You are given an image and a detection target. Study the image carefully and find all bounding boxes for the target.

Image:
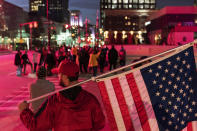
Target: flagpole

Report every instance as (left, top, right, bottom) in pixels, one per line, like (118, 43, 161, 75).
(26, 40, 197, 103)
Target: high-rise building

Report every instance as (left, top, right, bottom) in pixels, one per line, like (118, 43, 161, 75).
(0, 0, 6, 31)
(100, 0, 157, 44)
(29, 0, 69, 23)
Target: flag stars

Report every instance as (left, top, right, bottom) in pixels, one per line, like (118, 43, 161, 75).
(182, 81, 185, 85)
(179, 68, 183, 73)
(162, 96, 166, 101)
(185, 105, 189, 109)
(181, 120, 185, 125)
(183, 93, 186, 97)
(168, 81, 172, 85)
(155, 72, 160, 77)
(176, 77, 180, 81)
(185, 52, 189, 56)
(171, 73, 175, 77)
(195, 113, 197, 117)
(189, 77, 192, 81)
(153, 80, 157, 84)
(188, 97, 190, 101)
(158, 65, 162, 69)
(159, 84, 163, 89)
(192, 101, 196, 106)
(165, 69, 169, 73)
(171, 93, 175, 97)
(189, 108, 193, 112)
(156, 92, 160, 96)
(186, 85, 189, 89)
(159, 104, 163, 109)
(162, 77, 166, 81)
(165, 88, 169, 93)
(167, 61, 171, 65)
(165, 109, 169, 113)
(183, 112, 187, 117)
(168, 121, 172, 125)
(174, 84, 178, 89)
(148, 69, 152, 73)
(176, 97, 181, 102)
(185, 73, 187, 77)
(190, 89, 194, 94)
(174, 105, 178, 110)
(174, 65, 178, 69)
(179, 89, 184, 93)
(168, 101, 172, 105)
(176, 56, 181, 61)
(187, 64, 191, 69)
(170, 113, 175, 118)
(182, 60, 186, 64)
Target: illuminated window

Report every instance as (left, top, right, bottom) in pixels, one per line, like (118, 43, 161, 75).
(112, 4, 117, 9)
(129, 4, 132, 8)
(108, 0, 111, 2)
(150, 0, 155, 3)
(150, 5, 155, 8)
(105, 5, 108, 8)
(119, 5, 122, 8)
(144, 4, 149, 8)
(133, 4, 138, 8)
(112, 0, 117, 3)
(123, 5, 128, 8)
(145, 0, 150, 3)
(139, 5, 144, 8)
(123, 0, 128, 3)
(133, 0, 138, 3)
(139, 0, 144, 3)
(108, 4, 111, 8)
(119, 0, 122, 2)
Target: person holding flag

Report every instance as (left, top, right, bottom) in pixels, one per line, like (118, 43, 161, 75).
(18, 59, 105, 131)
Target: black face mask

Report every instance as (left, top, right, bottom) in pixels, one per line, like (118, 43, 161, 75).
(59, 80, 82, 101)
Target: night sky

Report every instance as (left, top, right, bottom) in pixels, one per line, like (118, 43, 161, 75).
(5, 0, 194, 24)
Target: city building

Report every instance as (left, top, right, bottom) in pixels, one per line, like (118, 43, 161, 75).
(29, 0, 69, 23)
(70, 10, 83, 27)
(100, 0, 157, 45)
(146, 6, 197, 45)
(0, 1, 28, 46)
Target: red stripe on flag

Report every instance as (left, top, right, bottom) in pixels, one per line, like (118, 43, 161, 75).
(97, 81, 118, 131)
(126, 73, 151, 131)
(187, 122, 193, 131)
(111, 78, 135, 131)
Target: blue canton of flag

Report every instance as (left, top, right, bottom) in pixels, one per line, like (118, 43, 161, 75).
(141, 46, 197, 131)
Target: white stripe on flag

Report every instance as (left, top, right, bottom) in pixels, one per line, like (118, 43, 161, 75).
(118, 75, 143, 131)
(104, 79, 127, 131)
(133, 70, 159, 131)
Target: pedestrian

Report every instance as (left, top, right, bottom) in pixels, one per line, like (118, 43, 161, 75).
(32, 48, 40, 73)
(108, 45, 118, 70)
(29, 66, 55, 113)
(71, 45, 77, 62)
(98, 48, 106, 73)
(21, 50, 33, 74)
(45, 49, 56, 76)
(89, 49, 100, 76)
(18, 60, 105, 131)
(119, 45, 126, 67)
(14, 49, 22, 76)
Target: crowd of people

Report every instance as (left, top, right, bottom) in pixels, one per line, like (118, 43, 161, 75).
(14, 45, 127, 77)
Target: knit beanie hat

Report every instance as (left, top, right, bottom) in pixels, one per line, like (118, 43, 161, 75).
(37, 66, 47, 79)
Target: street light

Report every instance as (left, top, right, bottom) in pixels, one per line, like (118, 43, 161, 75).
(20, 21, 38, 50)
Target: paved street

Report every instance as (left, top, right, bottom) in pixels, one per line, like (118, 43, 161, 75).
(0, 52, 111, 131)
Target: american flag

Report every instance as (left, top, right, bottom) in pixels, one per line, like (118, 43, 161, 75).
(97, 45, 197, 131)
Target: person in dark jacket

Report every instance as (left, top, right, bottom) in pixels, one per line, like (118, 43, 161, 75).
(18, 60, 105, 131)
(21, 50, 33, 74)
(108, 45, 118, 70)
(45, 50, 56, 76)
(14, 50, 22, 76)
(98, 48, 106, 73)
(119, 46, 126, 67)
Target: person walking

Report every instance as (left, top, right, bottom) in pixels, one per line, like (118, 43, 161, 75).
(98, 48, 106, 73)
(119, 45, 126, 67)
(89, 49, 100, 76)
(32, 48, 40, 73)
(18, 60, 105, 131)
(14, 49, 22, 76)
(108, 45, 118, 70)
(21, 50, 33, 74)
(29, 66, 55, 113)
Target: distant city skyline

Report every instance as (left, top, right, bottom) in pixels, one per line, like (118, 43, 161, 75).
(5, 0, 194, 24)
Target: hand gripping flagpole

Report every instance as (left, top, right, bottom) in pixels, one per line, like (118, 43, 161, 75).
(26, 40, 197, 103)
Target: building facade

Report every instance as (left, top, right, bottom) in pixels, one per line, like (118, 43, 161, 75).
(100, 0, 157, 45)
(146, 6, 197, 45)
(29, 0, 69, 23)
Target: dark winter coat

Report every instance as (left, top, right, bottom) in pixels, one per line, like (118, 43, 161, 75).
(108, 48, 118, 64)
